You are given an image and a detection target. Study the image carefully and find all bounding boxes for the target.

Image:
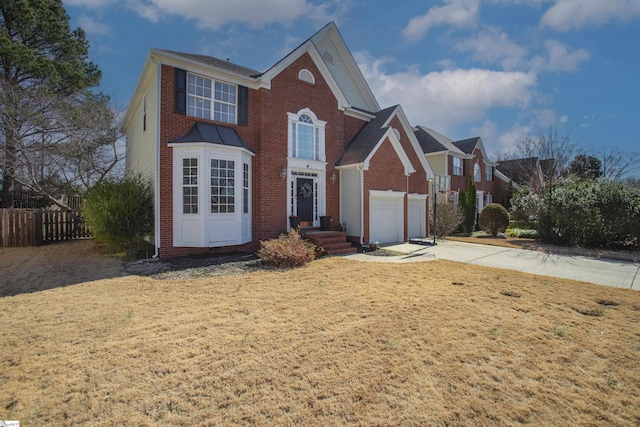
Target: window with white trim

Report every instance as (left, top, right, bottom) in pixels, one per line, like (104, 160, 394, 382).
(288, 110, 326, 161)
(298, 69, 315, 84)
(485, 193, 493, 205)
(243, 163, 249, 214)
(450, 191, 459, 205)
(452, 157, 463, 176)
(474, 163, 481, 182)
(210, 159, 235, 213)
(187, 73, 237, 124)
(485, 165, 493, 181)
(183, 158, 198, 214)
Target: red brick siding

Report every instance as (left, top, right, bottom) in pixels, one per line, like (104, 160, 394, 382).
(158, 64, 259, 257)
(363, 138, 408, 244)
(157, 53, 369, 257)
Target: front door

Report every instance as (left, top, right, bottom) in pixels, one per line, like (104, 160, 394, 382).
(296, 178, 314, 224)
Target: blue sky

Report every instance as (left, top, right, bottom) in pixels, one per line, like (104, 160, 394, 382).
(63, 0, 640, 157)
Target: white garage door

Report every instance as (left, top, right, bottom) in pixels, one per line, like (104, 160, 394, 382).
(369, 193, 404, 244)
(408, 195, 427, 238)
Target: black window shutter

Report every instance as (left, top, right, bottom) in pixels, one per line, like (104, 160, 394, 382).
(174, 68, 187, 115)
(238, 85, 248, 126)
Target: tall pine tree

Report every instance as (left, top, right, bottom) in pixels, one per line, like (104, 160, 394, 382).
(0, 0, 100, 207)
(460, 173, 477, 233)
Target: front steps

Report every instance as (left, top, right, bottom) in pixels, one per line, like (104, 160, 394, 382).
(301, 228, 357, 255)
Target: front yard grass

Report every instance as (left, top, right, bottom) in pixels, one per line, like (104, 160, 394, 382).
(1, 256, 639, 425)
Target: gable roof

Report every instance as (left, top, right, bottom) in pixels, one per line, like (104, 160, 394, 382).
(260, 21, 379, 114)
(153, 49, 261, 78)
(496, 157, 540, 186)
(337, 106, 396, 166)
(452, 137, 479, 155)
(336, 105, 434, 178)
(413, 126, 466, 156)
(168, 122, 254, 152)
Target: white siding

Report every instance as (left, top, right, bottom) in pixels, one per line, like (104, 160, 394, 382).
(126, 71, 158, 186)
(339, 168, 361, 237)
(408, 194, 427, 238)
(314, 37, 371, 112)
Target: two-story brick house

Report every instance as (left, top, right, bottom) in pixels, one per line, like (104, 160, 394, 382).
(413, 127, 498, 211)
(122, 22, 434, 258)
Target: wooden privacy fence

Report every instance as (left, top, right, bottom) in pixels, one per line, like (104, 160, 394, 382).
(0, 209, 92, 247)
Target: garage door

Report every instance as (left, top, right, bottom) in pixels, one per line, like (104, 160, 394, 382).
(369, 192, 404, 244)
(408, 195, 427, 238)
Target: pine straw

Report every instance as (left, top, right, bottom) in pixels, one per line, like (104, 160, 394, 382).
(1, 258, 639, 426)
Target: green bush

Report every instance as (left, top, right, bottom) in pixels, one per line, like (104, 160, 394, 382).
(537, 178, 640, 250)
(506, 228, 538, 239)
(82, 177, 153, 257)
(258, 229, 316, 267)
(479, 203, 510, 237)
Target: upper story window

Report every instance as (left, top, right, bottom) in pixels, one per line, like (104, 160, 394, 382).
(485, 165, 493, 181)
(187, 73, 237, 124)
(474, 163, 481, 182)
(298, 69, 315, 84)
(288, 109, 326, 162)
(452, 157, 463, 176)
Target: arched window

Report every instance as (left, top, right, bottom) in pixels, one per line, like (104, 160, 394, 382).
(298, 69, 315, 84)
(288, 110, 326, 161)
(474, 162, 481, 182)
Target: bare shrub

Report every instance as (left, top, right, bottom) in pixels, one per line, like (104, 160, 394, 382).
(258, 229, 316, 267)
(431, 202, 464, 237)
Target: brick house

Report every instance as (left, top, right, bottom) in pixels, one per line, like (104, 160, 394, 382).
(122, 22, 434, 258)
(414, 127, 498, 211)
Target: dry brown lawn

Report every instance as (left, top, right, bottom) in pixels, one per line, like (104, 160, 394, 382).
(1, 242, 639, 426)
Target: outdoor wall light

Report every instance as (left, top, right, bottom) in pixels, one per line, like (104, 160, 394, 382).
(329, 172, 337, 184)
(280, 168, 287, 180)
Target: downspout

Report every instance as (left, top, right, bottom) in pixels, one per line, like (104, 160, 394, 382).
(152, 59, 161, 258)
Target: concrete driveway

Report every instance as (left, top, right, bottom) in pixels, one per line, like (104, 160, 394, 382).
(359, 240, 640, 291)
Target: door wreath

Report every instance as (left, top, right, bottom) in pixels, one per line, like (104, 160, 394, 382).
(298, 182, 313, 199)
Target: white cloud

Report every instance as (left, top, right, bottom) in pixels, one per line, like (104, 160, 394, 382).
(277, 35, 304, 58)
(63, 0, 115, 7)
(128, 0, 317, 29)
(489, 0, 551, 5)
(454, 27, 528, 70)
(402, 0, 480, 42)
(541, 0, 640, 31)
(77, 14, 111, 36)
(354, 51, 537, 134)
(495, 122, 534, 155)
(530, 39, 590, 72)
(127, 0, 160, 23)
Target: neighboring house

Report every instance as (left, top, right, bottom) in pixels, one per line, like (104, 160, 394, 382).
(495, 157, 545, 194)
(414, 127, 497, 212)
(122, 22, 434, 258)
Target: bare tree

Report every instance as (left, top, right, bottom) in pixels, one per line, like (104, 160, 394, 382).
(596, 147, 640, 181)
(1, 80, 122, 209)
(497, 123, 577, 189)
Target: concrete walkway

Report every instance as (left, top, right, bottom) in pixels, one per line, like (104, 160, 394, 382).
(344, 240, 640, 291)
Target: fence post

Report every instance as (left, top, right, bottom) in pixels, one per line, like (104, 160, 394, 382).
(34, 210, 43, 246)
